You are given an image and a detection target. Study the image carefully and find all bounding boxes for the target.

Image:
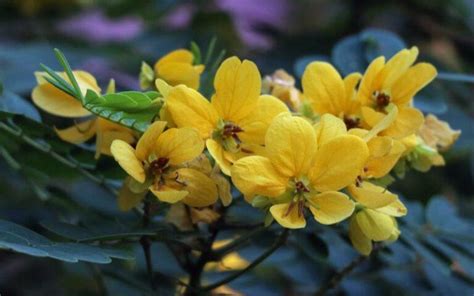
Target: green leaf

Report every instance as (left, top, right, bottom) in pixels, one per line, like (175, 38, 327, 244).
(190, 41, 202, 65)
(0, 89, 41, 122)
(40, 220, 162, 242)
(83, 90, 163, 132)
(0, 219, 133, 263)
(331, 28, 406, 75)
(54, 48, 83, 100)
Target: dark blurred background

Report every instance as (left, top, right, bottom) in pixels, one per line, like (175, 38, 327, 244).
(0, 0, 473, 295)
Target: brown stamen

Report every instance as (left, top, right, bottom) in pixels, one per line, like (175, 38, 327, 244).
(375, 92, 390, 108)
(297, 200, 305, 218)
(283, 202, 296, 218)
(149, 157, 169, 175)
(223, 123, 244, 141)
(343, 116, 360, 129)
(295, 181, 310, 194)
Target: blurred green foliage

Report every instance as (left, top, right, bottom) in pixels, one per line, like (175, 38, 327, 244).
(0, 0, 473, 295)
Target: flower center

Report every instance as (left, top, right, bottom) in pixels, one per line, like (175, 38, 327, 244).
(222, 123, 244, 141)
(295, 181, 310, 194)
(343, 116, 360, 129)
(149, 157, 169, 176)
(373, 91, 390, 109)
(213, 120, 245, 153)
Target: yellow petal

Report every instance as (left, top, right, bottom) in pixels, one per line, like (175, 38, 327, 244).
(184, 153, 213, 175)
(155, 79, 172, 98)
(96, 129, 135, 158)
(265, 114, 317, 177)
(302, 62, 345, 115)
(157, 62, 201, 89)
(310, 135, 369, 192)
(110, 140, 145, 183)
(348, 182, 397, 209)
(378, 47, 418, 90)
(190, 207, 221, 224)
(366, 138, 405, 178)
(308, 191, 354, 225)
(206, 139, 233, 176)
(212, 57, 261, 122)
(32, 71, 100, 117)
(118, 179, 147, 211)
(54, 120, 97, 144)
(356, 209, 395, 241)
(155, 127, 204, 165)
(150, 186, 188, 204)
(32, 83, 89, 118)
(136, 121, 167, 161)
(349, 216, 372, 256)
(269, 203, 306, 229)
(313, 114, 347, 146)
(231, 156, 288, 199)
(362, 105, 398, 141)
(377, 199, 407, 217)
(357, 56, 385, 106)
(175, 168, 218, 207)
(342, 72, 362, 115)
(239, 95, 289, 145)
(155, 49, 193, 68)
(391, 63, 437, 105)
(166, 85, 219, 138)
(211, 167, 233, 206)
(383, 107, 424, 139)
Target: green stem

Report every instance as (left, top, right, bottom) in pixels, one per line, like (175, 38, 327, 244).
(200, 228, 290, 292)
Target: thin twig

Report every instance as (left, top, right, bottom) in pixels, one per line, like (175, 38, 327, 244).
(140, 199, 156, 291)
(87, 263, 107, 296)
(200, 228, 290, 292)
(314, 244, 383, 296)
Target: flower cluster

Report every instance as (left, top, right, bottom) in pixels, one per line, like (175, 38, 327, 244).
(32, 47, 460, 255)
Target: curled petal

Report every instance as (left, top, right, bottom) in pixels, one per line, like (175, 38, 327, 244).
(175, 168, 218, 207)
(356, 209, 395, 241)
(110, 140, 145, 183)
(348, 182, 397, 209)
(150, 186, 188, 204)
(55, 119, 97, 144)
(269, 203, 306, 229)
(349, 216, 372, 256)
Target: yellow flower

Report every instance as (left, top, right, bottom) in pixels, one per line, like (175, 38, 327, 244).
(348, 183, 407, 255)
(231, 114, 369, 229)
(154, 49, 204, 90)
(357, 47, 437, 139)
(418, 114, 461, 152)
(348, 128, 406, 179)
(262, 69, 303, 111)
(32, 71, 99, 118)
(32, 71, 135, 158)
(302, 62, 362, 128)
(110, 121, 218, 209)
(182, 154, 233, 206)
(164, 57, 289, 175)
(205, 240, 250, 271)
